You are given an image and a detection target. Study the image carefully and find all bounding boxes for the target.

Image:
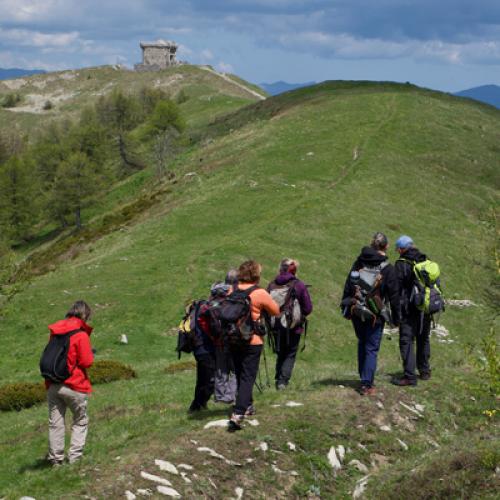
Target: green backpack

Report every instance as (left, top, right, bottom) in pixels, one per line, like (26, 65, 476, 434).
(400, 259, 445, 315)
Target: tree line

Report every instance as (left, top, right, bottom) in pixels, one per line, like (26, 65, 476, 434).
(0, 87, 186, 249)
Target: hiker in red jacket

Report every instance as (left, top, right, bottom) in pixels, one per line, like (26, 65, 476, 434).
(45, 301, 94, 465)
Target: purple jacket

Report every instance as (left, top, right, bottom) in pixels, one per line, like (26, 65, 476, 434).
(269, 272, 313, 333)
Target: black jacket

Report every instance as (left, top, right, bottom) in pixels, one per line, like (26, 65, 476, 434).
(395, 247, 427, 317)
(341, 246, 400, 325)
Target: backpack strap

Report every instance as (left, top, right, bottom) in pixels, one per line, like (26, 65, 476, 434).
(241, 284, 260, 297)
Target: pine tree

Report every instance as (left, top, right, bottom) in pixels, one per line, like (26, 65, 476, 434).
(0, 156, 38, 242)
(50, 152, 103, 229)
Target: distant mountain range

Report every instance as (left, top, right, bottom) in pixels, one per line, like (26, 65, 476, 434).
(0, 68, 46, 80)
(258, 81, 316, 96)
(453, 85, 500, 109)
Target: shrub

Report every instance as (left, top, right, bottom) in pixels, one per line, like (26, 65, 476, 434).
(0, 360, 136, 412)
(0, 382, 45, 411)
(2, 93, 21, 108)
(89, 359, 137, 384)
(43, 100, 53, 110)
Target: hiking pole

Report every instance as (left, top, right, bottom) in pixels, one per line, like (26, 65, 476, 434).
(262, 342, 271, 388)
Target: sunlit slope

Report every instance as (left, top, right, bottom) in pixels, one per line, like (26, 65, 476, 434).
(1, 81, 498, 380)
(0, 64, 264, 134)
(0, 82, 498, 498)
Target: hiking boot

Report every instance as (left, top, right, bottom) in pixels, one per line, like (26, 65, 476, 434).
(359, 385, 376, 396)
(245, 405, 256, 416)
(227, 414, 244, 433)
(188, 403, 207, 414)
(393, 377, 417, 387)
(419, 372, 431, 381)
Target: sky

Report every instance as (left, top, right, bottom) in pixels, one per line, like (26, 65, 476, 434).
(0, 0, 499, 92)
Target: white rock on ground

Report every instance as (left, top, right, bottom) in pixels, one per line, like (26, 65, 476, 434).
(247, 419, 259, 426)
(258, 442, 268, 452)
(197, 446, 241, 466)
(235, 487, 244, 500)
(125, 491, 136, 500)
(414, 404, 425, 413)
(136, 489, 153, 496)
(336, 445, 346, 462)
(287, 442, 297, 451)
(376, 401, 384, 410)
(180, 472, 192, 484)
(397, 438, 409, 451)
(348, 460, 369, 474)
(156, 485, 181, 497)
(328, 447, 342, 474)
(352, 475, 370, 499)
(445, 299, 476, 308)
(177, 464, 193, 471)
(20, 497, 37, 500)
(379, 425, 391, 432)
(203, 419, 228, 429)
(140, 471, 172, 487)
(155, 460, 179, 475)
(357, 443, 368, 452)
(120, 334, 128, 344)
(285, 401, 303, 407)
(197, 446, 225, 460)
(399, 401, 423, 418)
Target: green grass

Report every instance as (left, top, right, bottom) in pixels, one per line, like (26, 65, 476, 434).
(0, 80, 498, 498)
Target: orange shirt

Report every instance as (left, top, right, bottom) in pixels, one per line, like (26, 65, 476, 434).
(237, 282, 280, 345)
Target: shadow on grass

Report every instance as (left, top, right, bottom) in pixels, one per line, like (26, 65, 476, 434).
(18, 457, 52, 473)
(311, 378, 360, 390)
(187, 406, 232, 421)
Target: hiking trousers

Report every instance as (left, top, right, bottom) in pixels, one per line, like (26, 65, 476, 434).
(399, 313, 431, 382)
(352, 318, 384, 388)
(275, 329, 301, 386)
(191, 353, 216, 411)
(214, 349, 237, 403)
(47, 383, 89, 464)
(230, 344, 262, 416)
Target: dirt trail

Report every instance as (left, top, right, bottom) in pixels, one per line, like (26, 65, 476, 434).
(199, 66, 266, 101)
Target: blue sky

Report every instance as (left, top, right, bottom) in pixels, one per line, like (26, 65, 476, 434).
(0, 0, 499, 91)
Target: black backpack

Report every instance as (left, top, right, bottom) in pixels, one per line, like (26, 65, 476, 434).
(176, 300, 207, 358)
(210, 285, 260, 345)
(40, 329, 81, 382)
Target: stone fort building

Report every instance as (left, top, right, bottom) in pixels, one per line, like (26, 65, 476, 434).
(134, 40, 179, 71)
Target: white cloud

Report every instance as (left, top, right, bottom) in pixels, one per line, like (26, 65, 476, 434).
(159, 27, 192, 35)
(276, 31, 500, 65)
(0, 28, 81, 47)
(217, 61, 234, 73)
(200, 49, 214, 60)
(0, 0, 61, 22)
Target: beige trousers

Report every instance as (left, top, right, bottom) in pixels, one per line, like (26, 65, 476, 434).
(47, 384, 89, 464)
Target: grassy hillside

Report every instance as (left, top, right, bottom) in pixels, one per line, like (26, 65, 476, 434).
(0, 81, 498, 499)
(0, 64, 265, 135)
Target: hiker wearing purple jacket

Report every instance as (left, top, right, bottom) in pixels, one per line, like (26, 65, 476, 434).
(267, 259, 313, 390)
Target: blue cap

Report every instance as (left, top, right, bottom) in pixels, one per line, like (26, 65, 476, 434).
(395, 235, 414, 250)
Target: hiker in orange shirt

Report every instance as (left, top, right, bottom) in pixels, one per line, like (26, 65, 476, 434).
(228, 260, 279, 432)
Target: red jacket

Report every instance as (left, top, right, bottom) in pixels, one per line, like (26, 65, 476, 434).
(46, 317, 94, 393)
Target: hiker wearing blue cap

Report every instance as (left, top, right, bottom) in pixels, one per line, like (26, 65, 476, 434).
(394, 236, 432, 386)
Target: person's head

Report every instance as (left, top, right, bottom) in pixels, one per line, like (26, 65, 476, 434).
(238, 260, 262, 284)
(395, 235, 414, 255)
(210, 281, 231, 298)
(371, 232, 389, 254)
(279, 258, 299, 275)
(225, 268, 239, 286)
(65, 300, 92, 322)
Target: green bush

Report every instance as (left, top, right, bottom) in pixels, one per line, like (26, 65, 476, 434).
(0, 360, 136, 412)
(0, 382, 45, 411)
(42, 100, 53, 110)
(89, 359, 136, 384)
(1, 93, 21, 108)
